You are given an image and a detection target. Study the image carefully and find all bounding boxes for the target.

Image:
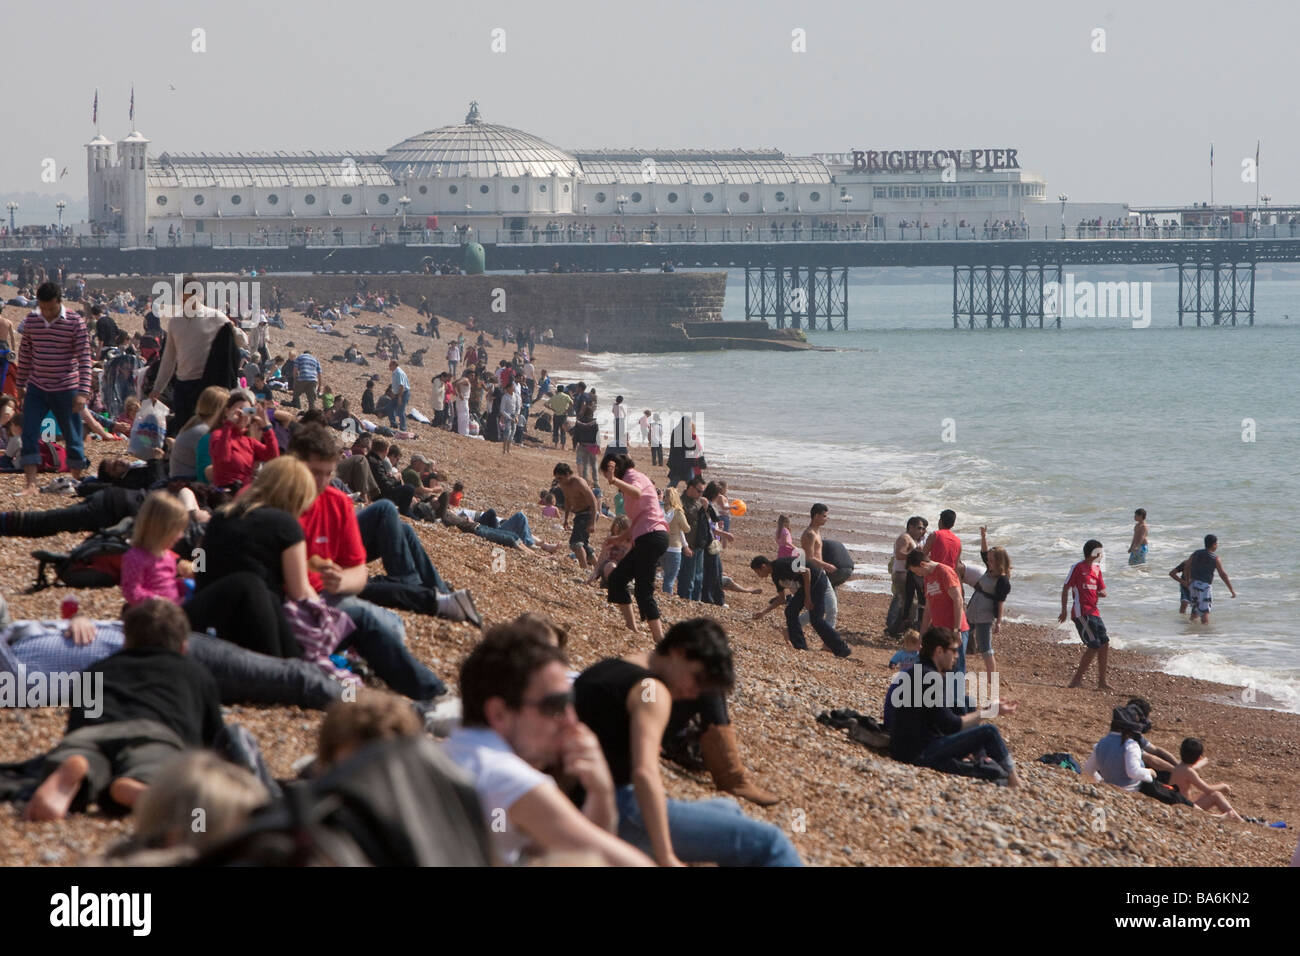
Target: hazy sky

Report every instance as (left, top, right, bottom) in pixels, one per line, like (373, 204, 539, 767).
(1, 0, 1290, 217)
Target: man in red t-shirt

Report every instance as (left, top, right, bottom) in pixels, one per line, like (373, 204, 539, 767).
(291, 425, 451, 701)
(1059, 538, 1111, 690)
(907, 549, 971, 710)
(924, 509, 962, 569)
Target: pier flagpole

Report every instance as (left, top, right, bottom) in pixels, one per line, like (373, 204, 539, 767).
(1209, 142, 1214, 208)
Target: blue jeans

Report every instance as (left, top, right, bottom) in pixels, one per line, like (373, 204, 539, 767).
(914, 723, 1014, 776)
(20, 385, 87, 471)
(389, 390, 408, 430)
(615, 785, 802, 867)
(660, 549, 683, 594)
(326, 594, 446, 700)
(954, 629, 970, 711)
(356, 499, 449, 593)
(480, 509, 534, 547)
(785, 571, 850, 656)
(677, 548, 703, 601)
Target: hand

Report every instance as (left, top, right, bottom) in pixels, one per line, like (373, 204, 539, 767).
(996, 699, 1020, 717)
(560, 724, 612, 795)
(683, 546, 693, 558)
(993, 620, 1001, 634)
(319, 563, 344, 593)
(149, 391, 160, 403)
(67, 615, 96, 646)
(1057, 611, 1068, 624)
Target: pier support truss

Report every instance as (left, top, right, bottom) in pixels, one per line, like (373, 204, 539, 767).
(743, 265, 848, 330)
(952, 264, 1061, 329)
(1177, 262, 1255, 326)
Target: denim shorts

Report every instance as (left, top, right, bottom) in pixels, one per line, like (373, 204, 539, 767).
(1073, 614, 1109, 649)
(968, 621, 994, 655)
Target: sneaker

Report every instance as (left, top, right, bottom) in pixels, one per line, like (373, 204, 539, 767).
(40, 476, 78, 495)
(451, 589, 482, 629)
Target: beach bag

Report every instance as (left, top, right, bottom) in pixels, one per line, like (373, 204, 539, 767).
(283, 598, 360, 685)
(38, 439, 67, 473)
(28, 520, 134, 592)
(127, 398, 168, 459)
(1037, 752, 1081, 773)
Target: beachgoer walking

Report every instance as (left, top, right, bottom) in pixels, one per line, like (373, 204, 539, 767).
(1180, 534, 1236, 624)
(1062, 539, 1112, 690)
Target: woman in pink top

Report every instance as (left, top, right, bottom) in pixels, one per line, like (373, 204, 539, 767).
(120, 491, 194, 606)
(776, 514, 796, 558)
(598, 452, 669, 641)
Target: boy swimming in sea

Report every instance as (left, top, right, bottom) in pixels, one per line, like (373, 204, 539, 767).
(1128, 508, 1148, 566)
(1168, 738, 1244, 821)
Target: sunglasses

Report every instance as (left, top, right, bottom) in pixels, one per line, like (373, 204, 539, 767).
(520, 690, 574, 718)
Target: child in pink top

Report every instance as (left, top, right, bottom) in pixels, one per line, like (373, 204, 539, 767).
(120, 491, 194, 606)
(539, 489, 560, 518)
(776, 514, 796, 558)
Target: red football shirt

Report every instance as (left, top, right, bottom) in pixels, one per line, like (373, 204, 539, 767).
(299, 486, 367, 592)
(1065, 561, 1105, 619)
(925, 563, 969, 632)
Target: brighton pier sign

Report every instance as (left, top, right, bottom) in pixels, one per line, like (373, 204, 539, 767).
(812, 149, 1021, 173)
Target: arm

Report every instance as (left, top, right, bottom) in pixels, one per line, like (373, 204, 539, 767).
(948, 585, 963, 631)
(1186, 767, 1231, 795)
(801, 530, 836, 572)
(626, 683, 682, 866)
(74, 322, 92, 401)
(152, 324, 178, 396)
(1082, 749, 1102, 783)
(1058, 577, 1071, 622)
(280, 541, 316, 602)
(1215, 558, 1236, 596)
(506, 783, 654, 867)
(1125, 740, 1156, 783)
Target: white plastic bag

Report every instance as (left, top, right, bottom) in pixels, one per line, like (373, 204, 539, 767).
(128, 397, 169, 458)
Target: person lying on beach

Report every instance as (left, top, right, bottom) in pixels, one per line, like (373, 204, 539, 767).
(586, 515, 631, 587)
(10, 600, 224, 822)
(1168, 737, 1244, 821)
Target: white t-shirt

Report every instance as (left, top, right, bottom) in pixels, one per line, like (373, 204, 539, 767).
(442, 726, 554, 864)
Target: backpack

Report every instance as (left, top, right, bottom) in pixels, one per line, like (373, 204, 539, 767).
(38, 439, 67, 473)
(28, 519, 134, 592)
(1037, 752, 1082, 773)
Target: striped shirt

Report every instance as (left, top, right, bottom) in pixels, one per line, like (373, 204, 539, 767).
(15, 307, 92, 394)
(294, 352, 322, 382)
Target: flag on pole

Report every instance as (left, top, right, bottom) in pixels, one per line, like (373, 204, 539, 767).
(129, 85, 135, 124)
(1210, 142, 1214, 166)
(92, 89, 98, 126)
(1256, 140, 1260, 169)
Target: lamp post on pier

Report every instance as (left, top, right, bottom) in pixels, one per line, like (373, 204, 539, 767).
(1058, 193, 1068, 239)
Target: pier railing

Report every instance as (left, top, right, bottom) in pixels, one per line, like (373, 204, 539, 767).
(5, 222, 1300, 251)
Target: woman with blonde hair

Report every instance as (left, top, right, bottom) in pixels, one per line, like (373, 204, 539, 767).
(171, 385, 228, 480)
(185, 456, 318, 658)
(659, 486, 692, 595)
(961, 526, 1013, 684)
(120, 491, 194, 606)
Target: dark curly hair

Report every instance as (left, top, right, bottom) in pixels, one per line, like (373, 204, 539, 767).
(459, 623, 568, 727)
(654, 618, 734, 693)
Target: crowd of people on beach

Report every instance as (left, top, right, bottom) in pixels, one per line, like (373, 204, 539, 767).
(0, 274, 1286, 867)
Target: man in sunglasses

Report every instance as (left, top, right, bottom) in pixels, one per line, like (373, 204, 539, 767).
(444, 623, 653, 866)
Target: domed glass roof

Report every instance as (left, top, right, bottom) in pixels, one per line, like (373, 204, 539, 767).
(384, 102, 580, 180)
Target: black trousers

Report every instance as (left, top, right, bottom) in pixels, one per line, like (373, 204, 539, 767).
(607, 530, 669, 622)
(0, 488, 140, 537)
(187, 572, 301, 659)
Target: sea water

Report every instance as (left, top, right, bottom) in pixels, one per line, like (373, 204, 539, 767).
(562, 269, 1300, 712)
